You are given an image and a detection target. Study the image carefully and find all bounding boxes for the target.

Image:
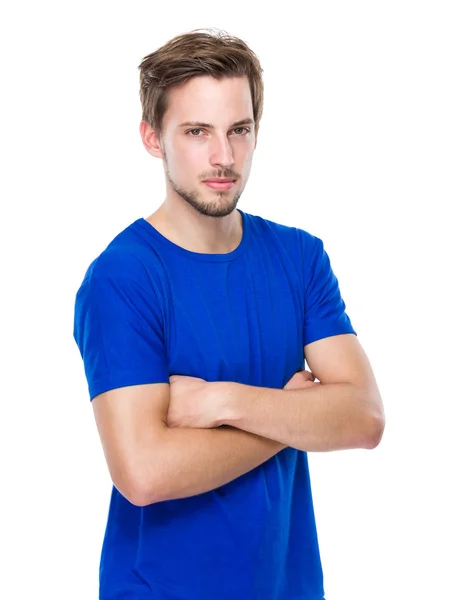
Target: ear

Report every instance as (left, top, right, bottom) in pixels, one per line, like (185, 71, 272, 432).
(139, 120, 164, 159)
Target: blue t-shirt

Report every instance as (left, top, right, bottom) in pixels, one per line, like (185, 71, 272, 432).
(73, 208, 356, 600)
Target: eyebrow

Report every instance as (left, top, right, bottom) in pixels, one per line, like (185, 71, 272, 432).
(178, 118, 255, 128)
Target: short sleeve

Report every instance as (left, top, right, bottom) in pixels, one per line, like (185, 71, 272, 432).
(301, 233, 357, 346)
(73, 270, 170, 401)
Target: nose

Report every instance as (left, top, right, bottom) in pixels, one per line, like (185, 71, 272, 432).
(210, 134, 234, 169)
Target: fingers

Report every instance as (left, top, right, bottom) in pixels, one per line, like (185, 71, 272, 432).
(300, 370, 314, 381)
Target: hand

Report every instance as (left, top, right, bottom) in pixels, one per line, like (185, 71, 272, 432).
(167, 375, 223, 429)
(284, 368, 321, 391)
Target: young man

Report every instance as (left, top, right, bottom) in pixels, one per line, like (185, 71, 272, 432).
(73, 29, 385, 600)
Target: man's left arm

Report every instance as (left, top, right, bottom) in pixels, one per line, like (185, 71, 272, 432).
(216, 333, 386, 452)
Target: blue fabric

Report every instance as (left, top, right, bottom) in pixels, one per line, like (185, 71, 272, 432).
(73, 209, 356, 600)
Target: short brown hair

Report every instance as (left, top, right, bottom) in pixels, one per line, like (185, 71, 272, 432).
(138, 28, 264, 137)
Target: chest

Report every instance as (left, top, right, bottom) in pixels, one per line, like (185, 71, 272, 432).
(163, 256, 305, 388)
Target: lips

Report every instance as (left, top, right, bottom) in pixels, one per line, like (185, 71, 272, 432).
(204, 178, 235, 183)
(203, 180, 236, 190)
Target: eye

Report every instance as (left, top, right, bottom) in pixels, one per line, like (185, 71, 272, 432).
(185, 127, 251, 137)
(233, 127, 250, 135)
(186, 129, 203, 136)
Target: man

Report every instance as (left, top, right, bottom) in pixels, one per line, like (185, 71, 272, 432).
(73, 29, 385, 600)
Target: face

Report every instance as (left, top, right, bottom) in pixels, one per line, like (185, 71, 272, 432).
(141, 75, 257, 218)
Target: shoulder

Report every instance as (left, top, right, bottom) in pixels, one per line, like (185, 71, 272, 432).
(246, 211, 323, 260)
(73, 228, 168, 342)
(77, 220, 165, 293)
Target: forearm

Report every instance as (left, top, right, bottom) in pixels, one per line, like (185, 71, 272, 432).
(221, 381, 384, 452)
(142, 425, 286, 505)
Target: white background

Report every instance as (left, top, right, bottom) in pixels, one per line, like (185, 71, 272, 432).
(1, 1, 462, 599)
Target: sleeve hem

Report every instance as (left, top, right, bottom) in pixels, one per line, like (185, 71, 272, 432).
(304, 324, 357, 346)
(89, 369, 170, 401)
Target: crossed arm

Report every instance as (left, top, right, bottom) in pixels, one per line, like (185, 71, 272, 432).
(169, 333, 385, 453)
(231, 333, 385, 450)
(95, 333, 385, 506)
(141, 334, 385, 505)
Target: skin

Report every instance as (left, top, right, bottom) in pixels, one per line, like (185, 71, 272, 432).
(167, 370, 319, 429)
(139, 74, 258, 254)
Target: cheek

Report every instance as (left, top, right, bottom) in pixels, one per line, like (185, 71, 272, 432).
(241, 149, 254, 171)
(168, 145, 201, 174)
(179, 142, 206, 164)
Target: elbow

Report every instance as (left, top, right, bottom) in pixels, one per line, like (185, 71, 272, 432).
(357, 386, 385, 449)
(126, 488, 152, 507)
(127, 484, 162, 507)
(113, 480, 151, 507)
(125, 431, 171, 506)
(119, 470, 164, 507)
(129, 476, 165, 507)
(364, 410, 386, 449)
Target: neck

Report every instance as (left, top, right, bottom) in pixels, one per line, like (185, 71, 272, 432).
(146, 200, 243, 254)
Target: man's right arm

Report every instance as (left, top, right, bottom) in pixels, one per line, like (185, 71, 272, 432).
(92, 382, 286, 507)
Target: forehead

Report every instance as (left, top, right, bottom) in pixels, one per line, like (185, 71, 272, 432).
(165, 75, 253, 124)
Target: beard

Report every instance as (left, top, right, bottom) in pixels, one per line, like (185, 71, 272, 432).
(164, 154, 242, 218)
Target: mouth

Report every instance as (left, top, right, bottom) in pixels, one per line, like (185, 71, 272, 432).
(203, 180, 236, 191)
